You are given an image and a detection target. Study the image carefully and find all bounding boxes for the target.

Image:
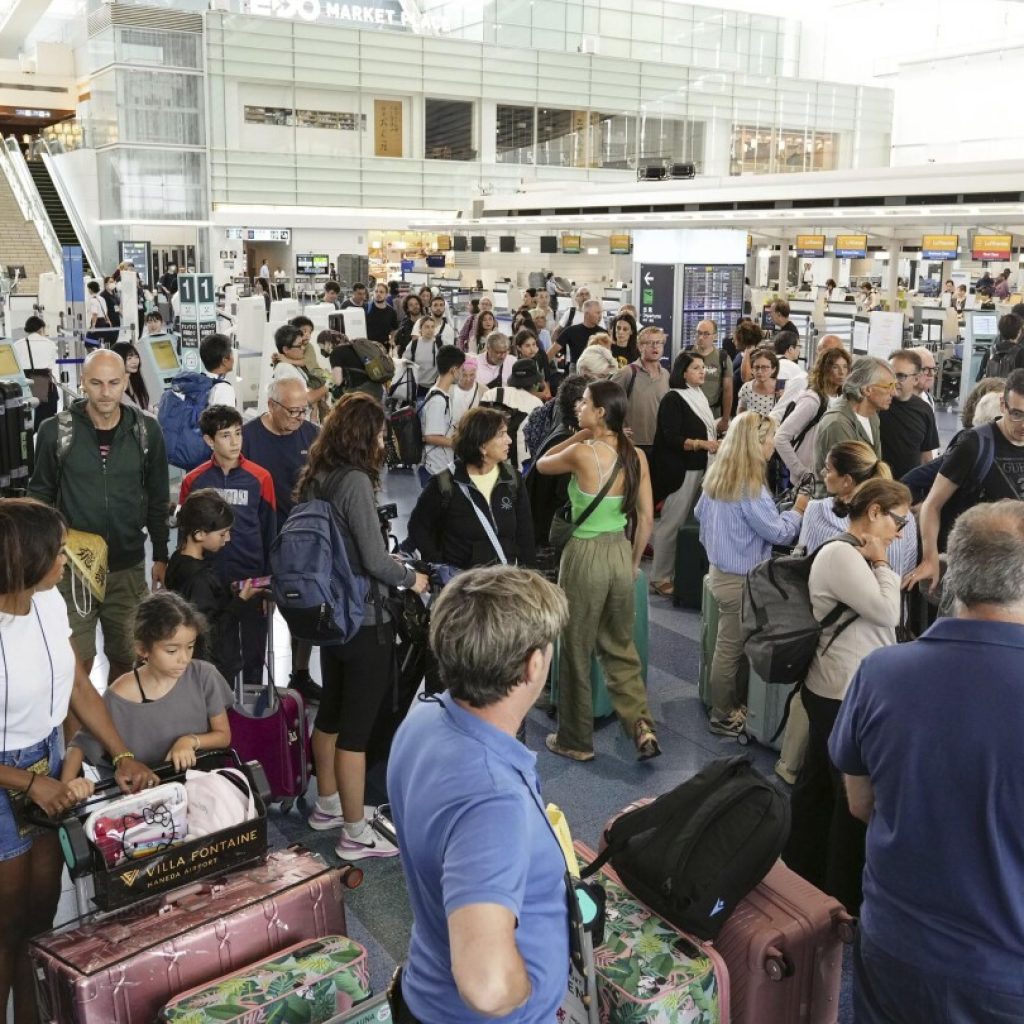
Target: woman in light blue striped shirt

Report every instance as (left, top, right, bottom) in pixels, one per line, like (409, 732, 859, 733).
(776, 440, 919, 785)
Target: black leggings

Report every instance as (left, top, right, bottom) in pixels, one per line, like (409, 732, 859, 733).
(315, 622, 395, 751)
(783, 687, 867, 914)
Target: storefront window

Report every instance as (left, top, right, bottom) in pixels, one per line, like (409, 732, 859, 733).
(730, 125, 837, 174)
(496, 105, 535, 163)
(424, 99, 475, 160)
(639, 116, 705, 172)
(592, 113, 637, 170)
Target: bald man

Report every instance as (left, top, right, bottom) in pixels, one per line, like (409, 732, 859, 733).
(687, 319, 733, 431)
(28, 348, 170, 681)
(772, 334, 845, 420)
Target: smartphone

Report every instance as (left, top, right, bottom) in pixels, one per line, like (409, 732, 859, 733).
(233, 575, 271, 591)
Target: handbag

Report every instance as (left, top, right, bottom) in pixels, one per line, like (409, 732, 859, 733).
(184, 767, 256, 839)
(23, 337, 56, 406)
(84, 781, 188, 867)
(549, 458, 622, 553)
(64, 527, 108, 615)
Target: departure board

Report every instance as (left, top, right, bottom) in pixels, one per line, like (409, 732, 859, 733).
(681, 264, 745, 348)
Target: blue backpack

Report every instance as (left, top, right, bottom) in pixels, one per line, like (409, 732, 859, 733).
(157, 371, 217, 470)
(901, 422, 996, 505)
(270, 467, 369, 646)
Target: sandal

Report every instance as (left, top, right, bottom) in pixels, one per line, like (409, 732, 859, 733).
(634, 720, 662, 761)
(649, 580, 674, 597)
(545, 734, 595, 762)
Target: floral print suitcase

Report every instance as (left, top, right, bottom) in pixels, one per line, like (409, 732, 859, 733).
(160, 935, 371, 1023)
(574, 842, 729, 1024)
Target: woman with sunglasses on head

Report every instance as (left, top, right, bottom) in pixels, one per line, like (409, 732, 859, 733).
(773, 441, 918, 787)
(783, 477, 911, 915)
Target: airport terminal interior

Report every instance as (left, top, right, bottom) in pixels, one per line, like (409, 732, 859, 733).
(3, 0, 1024, 1021)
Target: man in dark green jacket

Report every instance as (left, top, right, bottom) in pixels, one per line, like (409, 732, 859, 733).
(29, 349, 170, 681)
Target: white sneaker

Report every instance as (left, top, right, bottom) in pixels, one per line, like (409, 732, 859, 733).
(307, 804, 376, 831)
(335, 824, 398, 861)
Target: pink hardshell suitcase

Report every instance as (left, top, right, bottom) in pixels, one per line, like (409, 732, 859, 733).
(30, 846, 362, 1024)
(713, 859, 855, 1024)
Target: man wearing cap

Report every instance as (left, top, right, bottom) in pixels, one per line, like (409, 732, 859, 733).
(482, 359, 545, 468)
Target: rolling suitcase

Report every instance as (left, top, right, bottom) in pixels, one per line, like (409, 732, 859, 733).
(743, 661, 797, 752)
(574, 841, 729, 1024)
(160, 935, 372, 1023)
(713, 860, 855, 1024)
(697, 574, 718, 710)
(228, 601, 312, 813)
(31, 847, 361, 1024)
(330, 991, 393, 1022)
(550, 571, 649, 719)
(672, 515, 709, 610)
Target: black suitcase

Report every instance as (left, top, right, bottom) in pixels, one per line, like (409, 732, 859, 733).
(0, 381, 31, 495)
(672, 515, 709, 610)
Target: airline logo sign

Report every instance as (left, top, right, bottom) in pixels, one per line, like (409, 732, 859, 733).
(835, 234, 867, 259)
(247, 0, 449, 32)
(794, 235, 825, 258)
(972, 234, 1012, 261)
(921, 234, 959, 260)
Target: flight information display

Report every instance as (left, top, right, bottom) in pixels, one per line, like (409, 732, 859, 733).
(681, 264, 745, 347)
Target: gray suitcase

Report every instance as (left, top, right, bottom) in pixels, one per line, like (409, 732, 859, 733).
(743, 660, 797, 751)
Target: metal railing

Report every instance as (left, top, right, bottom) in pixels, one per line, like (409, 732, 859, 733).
(38, 138, 104, 277)
(0, 137, 63, 275)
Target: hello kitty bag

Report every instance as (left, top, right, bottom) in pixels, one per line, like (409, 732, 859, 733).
(83, 782, 188, 868)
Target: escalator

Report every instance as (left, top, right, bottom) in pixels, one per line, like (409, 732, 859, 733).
(26, 156, 92, 276)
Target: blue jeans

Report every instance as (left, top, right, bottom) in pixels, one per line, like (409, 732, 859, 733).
(855, 930, 1024, 1023)
(0, 728, 63, 862)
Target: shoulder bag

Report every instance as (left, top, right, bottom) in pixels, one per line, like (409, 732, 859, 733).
(549, 457, 623, 553)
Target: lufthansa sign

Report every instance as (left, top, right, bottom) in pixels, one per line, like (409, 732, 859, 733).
(247, 0, 449, 32)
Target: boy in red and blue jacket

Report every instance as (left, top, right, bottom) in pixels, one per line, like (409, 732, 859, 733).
(179, 404, 277, 687)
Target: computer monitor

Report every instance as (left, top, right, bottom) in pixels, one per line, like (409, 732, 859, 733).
(499, 236, 516, 253)
(971, 312, 999, 337)
(0, 343, 20, 377)
(471, 236, 486, 252)
(917, 278, 941, 298)
(540, 236, 558, 254)
(852, 316, 870, 355)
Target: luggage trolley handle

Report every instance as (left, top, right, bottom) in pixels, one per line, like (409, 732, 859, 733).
(23, 749, 271, 877)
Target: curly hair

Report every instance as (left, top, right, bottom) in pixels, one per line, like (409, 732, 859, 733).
(808, 346, 852, 397)
(295, 392, 385, 499)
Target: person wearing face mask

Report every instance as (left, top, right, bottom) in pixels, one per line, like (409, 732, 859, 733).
(783, 478, 910, 914)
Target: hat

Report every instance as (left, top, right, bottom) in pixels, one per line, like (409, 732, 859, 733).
(510, 358, 542, 390)
(462, 355, 478, 368)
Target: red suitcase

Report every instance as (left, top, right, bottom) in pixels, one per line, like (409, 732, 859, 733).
(712, 860, 855, 1024)
(30, 847, 361, 1024)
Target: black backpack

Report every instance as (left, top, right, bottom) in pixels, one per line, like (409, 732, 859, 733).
(480, 387, 530, 468)
(581, 755, 790, 940)
(986, 344, 1019, 380)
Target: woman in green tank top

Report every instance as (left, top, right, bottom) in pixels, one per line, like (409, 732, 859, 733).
(536, 380, 660, 761)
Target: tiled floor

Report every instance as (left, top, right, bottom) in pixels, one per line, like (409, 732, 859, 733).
(32, 402, 973, 1023)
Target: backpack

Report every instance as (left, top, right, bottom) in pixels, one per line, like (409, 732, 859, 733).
(157, 372, 217, 471)
(480, 387, 529, 468)
(55, 406, 150, 485)
(435, 462, 519, 516)
(901, 422, 996, 505)
(581, 755, 790, 940)
(416, 390, 451, 466)
(740, 534, 860, 684)
(269, 467, 369, 646)
(768, 392, 827, 495)
(350, 338, 394, 383)
(985, 344, 1019, 380)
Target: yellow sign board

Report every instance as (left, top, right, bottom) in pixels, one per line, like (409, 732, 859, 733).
(921, 234, 959, 258)
(972, 234, 1012, 260)
(609, 234, 631, 254)
(374, 99, 403, 158)
(835, 234, 868, 257)
(795, 234, 825, 256)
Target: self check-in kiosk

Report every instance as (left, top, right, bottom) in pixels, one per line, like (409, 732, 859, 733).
(959, 311, 1000, 410)
(138, 335, 182, 408)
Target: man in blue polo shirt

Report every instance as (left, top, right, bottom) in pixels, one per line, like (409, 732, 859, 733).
(387, 566, 570, 1024)
(831, 499, 1024, 1023)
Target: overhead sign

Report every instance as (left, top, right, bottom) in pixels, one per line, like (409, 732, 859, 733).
(972, 233, 1012, 261)
(561, 235, 582, 254)
(296, 253, 329, 275)
(835, 234, 867, 259)
(118, 241, 151, 285)
(178, 274, 216, 371)
(246, 0, 450, 32)
(794, 235, 825, 258)
(639, 263, 675, 349)
(921, 234, 959, 260)
(225, 228, 291, 242)
(609, 234, 631, 255)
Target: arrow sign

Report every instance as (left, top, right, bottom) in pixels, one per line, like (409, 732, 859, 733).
(644, 271, 654, 286)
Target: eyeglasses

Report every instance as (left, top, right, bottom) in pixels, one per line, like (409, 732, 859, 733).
(269, 398, 309, 419)
(893, 372, 919, 382)
(919, 366, 936, 375)
(1005, 407, 1024, 423)
(887, 510, 909, 532)
(640, 340, 664, 348)
(752, 364, 773, 372)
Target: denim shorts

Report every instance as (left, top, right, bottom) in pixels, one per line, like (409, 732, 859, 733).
(0, 728, 63, 862)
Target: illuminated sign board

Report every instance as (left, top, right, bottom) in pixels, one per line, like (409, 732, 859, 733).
(794, 234, 825, 258)
(561, 234, 582, 254)
(835, 234, 867, 259)
(971, 234, 1012, 261)
(609, 234, 631, 254)
(921, 234, 959, 260)
(225, 228, 291, 242)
